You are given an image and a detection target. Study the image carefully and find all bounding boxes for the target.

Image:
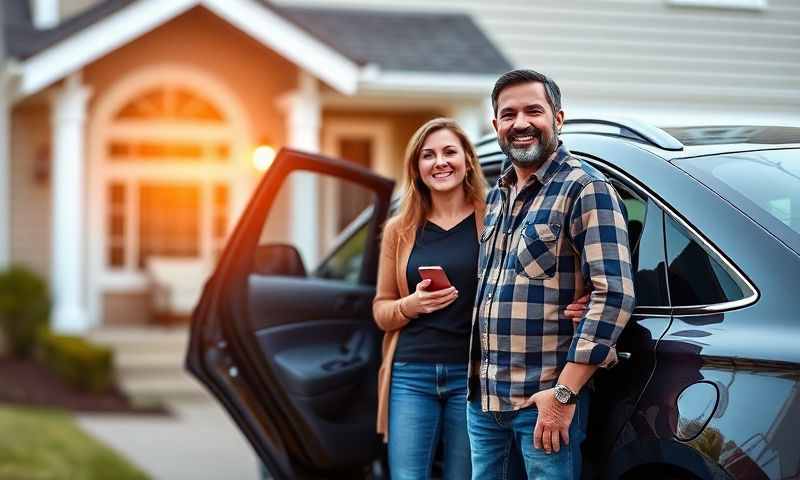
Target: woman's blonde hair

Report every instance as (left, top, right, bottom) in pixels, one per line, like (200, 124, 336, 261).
(394, 117, 487, 239)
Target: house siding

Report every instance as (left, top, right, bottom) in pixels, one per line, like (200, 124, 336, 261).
(10, 104, 52, 280)
(281, 0, 800, 124)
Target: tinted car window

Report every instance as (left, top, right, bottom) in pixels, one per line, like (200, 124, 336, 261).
(610, 181, 669, 308)
(665, 215, 746, 307)
(315, 222, 368, 283)
(675, 149, 800, 254)
(632, 201, 669, 308)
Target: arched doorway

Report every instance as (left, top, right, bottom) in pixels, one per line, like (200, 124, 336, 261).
(87, 65, 254, 327)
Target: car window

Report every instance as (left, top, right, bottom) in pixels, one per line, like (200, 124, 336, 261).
(315, 220, 369, 284)
(674, 149, 800, 255)
(665, 215, 747, 307)
(611, 181, 670, 308)
(254, 170, 375, 284)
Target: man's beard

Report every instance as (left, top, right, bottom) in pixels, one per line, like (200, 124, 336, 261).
(499, 122, 559, 169)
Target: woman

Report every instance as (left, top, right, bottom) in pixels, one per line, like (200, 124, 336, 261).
(373, 118, 486, 479)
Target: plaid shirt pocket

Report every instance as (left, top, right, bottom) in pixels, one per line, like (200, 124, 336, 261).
(516, 221, 561, 279)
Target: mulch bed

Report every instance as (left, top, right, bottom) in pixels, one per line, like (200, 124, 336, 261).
(0, 357, 169, 415)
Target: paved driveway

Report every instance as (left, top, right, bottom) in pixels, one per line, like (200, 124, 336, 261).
(77, 398, 262, 480)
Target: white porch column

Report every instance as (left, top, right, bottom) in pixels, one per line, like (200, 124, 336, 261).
(450, 101, 484, 142)
(0, 70, 12, 269)
(279, 72, 321, 269)
(50, 73, 91, 333)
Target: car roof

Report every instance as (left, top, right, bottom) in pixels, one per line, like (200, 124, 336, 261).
(476, 120, 800, 164)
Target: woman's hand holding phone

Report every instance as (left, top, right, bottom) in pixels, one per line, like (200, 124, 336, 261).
(403, 278, 458, 317)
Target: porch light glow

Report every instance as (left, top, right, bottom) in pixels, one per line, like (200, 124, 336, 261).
(252, 145, 276, 171)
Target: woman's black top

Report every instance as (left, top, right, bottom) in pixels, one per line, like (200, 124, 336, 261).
(394, 213, 479, 364)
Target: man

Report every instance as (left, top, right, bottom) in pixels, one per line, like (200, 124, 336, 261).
(467, 69, 636, 479)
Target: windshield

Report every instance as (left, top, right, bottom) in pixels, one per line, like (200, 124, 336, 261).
(675, 149, 800, 252)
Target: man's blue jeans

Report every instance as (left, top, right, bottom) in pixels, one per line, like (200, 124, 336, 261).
(388, 362, 471, 480)
(467, 391, 590, 480)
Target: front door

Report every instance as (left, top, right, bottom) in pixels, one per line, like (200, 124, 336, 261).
(186, 148, 395, 478)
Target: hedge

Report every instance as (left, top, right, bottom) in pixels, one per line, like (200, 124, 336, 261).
(38, 330, 115, 393)
(0, 266, 50, 358)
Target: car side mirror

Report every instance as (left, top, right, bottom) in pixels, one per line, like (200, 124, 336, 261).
(252, 244, 307, 277)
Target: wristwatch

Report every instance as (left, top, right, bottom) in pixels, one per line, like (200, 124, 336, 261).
(553, 384, 578, 405)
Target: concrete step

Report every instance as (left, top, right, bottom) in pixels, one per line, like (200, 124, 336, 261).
(88, 327, 189, 355)
(122, 374, 211, 404)
(114, 351, 188, 378)
(87, 327, 207, 404)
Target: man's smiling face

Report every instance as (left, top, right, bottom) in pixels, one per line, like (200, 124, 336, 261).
(493, 81, 564, 170)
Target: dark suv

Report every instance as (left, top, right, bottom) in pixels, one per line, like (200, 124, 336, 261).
(186, 119, 800, 480)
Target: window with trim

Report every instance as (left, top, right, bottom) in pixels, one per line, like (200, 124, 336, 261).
(103, 85, 233, 271)
(611, 181, 670, 309)
(665, 215, 747, 307)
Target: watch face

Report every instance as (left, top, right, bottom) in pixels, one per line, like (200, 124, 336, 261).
(555, 386, 570, 404)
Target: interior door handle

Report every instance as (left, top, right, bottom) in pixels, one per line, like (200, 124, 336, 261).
(618, 351, 632, 361)
(322, 330, 367, 372)
(333, 294, 359, 314)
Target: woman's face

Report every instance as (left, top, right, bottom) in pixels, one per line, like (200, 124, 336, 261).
(418, 128, 468, 195)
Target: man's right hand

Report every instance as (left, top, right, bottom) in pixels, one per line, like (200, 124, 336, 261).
(403, 279, 458, 317)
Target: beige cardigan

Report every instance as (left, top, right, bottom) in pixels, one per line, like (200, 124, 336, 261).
(372, 208, 485, 442)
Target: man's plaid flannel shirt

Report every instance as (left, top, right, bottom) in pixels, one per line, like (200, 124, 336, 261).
(469, 143, 636, 412)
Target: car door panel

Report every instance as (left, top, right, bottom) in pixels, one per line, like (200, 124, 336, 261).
(187, 148, 394, 479)
(576, 162, 677, 478)
(247, 276, 374, 329)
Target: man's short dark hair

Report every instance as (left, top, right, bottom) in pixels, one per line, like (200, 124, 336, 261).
(491, 69, 562, 116)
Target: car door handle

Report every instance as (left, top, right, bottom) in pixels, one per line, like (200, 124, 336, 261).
(333, 294, 360, 314)
(618, 351, 632, 361)
(322, 330, 368, 372)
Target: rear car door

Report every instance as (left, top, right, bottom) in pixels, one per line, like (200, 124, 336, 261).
(186, 148, 394, 479)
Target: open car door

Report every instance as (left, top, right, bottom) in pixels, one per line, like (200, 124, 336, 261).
(186, 148, 395, 479)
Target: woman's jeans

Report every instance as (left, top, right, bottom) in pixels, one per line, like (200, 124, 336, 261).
(388, 362, 471, 480)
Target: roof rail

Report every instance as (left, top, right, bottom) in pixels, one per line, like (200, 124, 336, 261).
(563, 117, 684, 151)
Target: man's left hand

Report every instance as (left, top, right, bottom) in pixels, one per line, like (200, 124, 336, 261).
(526, 388, 576, 454)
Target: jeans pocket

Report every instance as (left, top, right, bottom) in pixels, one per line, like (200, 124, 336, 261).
(516, 222, 560, 279)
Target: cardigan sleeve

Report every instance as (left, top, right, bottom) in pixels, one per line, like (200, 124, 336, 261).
(372, 219, 413, 332)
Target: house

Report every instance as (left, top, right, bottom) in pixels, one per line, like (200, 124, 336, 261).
(0, 0, 512, 333)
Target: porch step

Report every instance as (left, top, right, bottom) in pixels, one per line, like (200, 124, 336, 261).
(87, 327, 209, 403)
(114, 351, 189, 377)
(88, 327, 189, 354)
(122, 375, 210, 404)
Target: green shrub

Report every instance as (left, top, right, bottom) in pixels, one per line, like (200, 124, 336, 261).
(0, 266, 50, 358)
(39, 330, 115, 393)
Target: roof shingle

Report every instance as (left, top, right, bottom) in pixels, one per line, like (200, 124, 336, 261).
(276, 5, 512, 74)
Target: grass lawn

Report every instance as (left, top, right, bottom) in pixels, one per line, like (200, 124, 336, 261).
(0, 404, 150, 480)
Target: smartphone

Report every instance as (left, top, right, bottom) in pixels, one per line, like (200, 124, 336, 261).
(418, 266, 452, 291)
